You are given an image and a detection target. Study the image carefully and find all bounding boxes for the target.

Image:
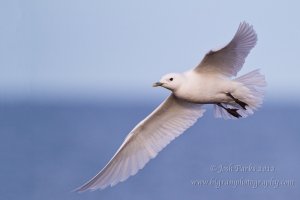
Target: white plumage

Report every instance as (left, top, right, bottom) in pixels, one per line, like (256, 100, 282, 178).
(76, 22, 266, 192)
(77, 95, 205, 191)
(196, 22, 257, 76)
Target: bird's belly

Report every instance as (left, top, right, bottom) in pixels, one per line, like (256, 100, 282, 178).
(175, 79, 233, 104)
(179, 91, 229, 104)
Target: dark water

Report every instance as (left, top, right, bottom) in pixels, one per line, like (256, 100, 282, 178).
(1, 101, 299, 200)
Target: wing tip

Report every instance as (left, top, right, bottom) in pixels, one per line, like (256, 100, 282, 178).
(73, 182, 100, 193)
(239, 21, 254, 31)
(237, 21, 257, 41)
(73, 176, 110, 193)
(73, 183, 110, 193)
(72, 185, 89, 193)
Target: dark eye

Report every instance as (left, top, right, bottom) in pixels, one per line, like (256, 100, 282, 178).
(169, 78, 173, 81)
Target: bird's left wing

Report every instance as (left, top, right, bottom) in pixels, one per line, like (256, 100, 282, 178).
(76, 94, 205, 192)
(194, 22, 257, 77)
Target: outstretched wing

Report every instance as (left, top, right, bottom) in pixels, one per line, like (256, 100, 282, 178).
(195, 22, 257, 77)
(76, 95, 205, 191)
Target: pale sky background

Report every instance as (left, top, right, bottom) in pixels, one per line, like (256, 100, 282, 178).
(0, 0, 299, 103)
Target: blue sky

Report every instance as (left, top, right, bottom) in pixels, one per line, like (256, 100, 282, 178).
(1, 0, 299, 102)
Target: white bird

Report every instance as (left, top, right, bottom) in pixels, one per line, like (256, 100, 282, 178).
(76, 22, 266, 192)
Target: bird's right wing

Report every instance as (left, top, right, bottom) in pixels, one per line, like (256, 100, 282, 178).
(76, 94, 205, 192)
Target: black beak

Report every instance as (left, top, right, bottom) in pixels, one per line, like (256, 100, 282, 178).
(152, 82, 163, 87)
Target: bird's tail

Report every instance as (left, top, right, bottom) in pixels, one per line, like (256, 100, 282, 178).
(214, 69, 267, 119)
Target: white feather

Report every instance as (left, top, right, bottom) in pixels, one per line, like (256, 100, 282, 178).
(214, 69, 267, 119)
(76, 95, 205, 191)
(195, 22, 257, 77)
(76, 22, 266, 192)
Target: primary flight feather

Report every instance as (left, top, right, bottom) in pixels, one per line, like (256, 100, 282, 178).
(76, 22, 266, 191)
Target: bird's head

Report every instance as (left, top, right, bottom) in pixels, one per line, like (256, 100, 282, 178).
(153, 73, 183, 91)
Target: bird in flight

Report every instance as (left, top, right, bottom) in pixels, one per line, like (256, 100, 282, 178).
(76, 22, 266, 192)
